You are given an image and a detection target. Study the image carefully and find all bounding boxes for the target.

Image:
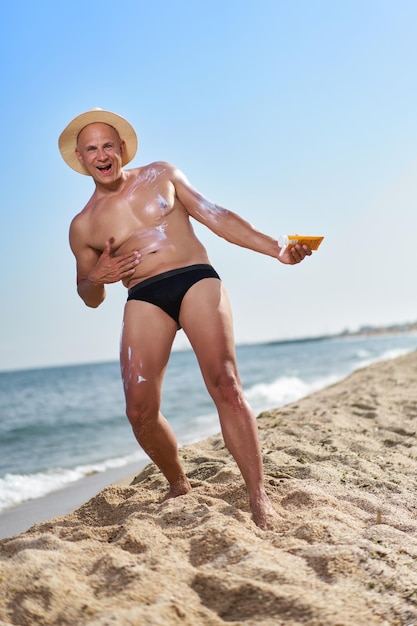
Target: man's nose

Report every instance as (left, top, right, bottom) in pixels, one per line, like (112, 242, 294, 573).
(96, 147, 108, 160)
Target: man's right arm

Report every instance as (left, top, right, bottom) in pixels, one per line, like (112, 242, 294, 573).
(69, 220, 141, 308)
(69, 219, 107, 308)
(76, 268, 107, 308)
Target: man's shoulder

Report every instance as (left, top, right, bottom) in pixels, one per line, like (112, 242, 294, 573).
(69, 198, 94, 231)
(147, 160, 174, 170)
(69, 210, 86, 235)
(127, 161, 177, 177)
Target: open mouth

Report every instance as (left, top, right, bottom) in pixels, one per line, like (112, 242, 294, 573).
(97, 164, 112, 173)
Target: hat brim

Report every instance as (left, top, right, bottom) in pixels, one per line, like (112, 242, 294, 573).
(58, 108, 138, 175)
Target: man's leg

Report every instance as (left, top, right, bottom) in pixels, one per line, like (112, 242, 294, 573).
(180, 278, 276, 529)
(121, 300, 191, 500)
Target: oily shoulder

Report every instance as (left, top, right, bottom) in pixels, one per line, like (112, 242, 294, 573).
(139, 160, 177, 181)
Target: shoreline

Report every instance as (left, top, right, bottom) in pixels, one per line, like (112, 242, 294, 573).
(2, 340, 415, 542)
(0, 461, 146, 540)
(1, 351, 417, 625)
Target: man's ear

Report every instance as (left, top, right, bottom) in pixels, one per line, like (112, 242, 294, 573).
(120, 140, 126, 156)
(75, 148, 84, 165)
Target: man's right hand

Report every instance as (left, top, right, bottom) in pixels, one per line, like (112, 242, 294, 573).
(88, 238, 141, 285)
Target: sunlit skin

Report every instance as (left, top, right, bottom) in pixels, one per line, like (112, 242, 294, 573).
(75, 123, 127, 190)
(69, 122, 312, 530)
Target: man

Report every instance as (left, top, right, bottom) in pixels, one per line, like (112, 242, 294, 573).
(59, 108, 312, 530)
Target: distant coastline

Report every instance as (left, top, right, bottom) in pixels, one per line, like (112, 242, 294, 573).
(264, 320, 417, 347)
(2, 322, 417, 374)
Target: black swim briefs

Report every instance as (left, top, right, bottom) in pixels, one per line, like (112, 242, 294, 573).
(126, 264, 221, 328)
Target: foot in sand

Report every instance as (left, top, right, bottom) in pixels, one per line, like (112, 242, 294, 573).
(160, 474, 192, 503)
(251, 491, 277, 530)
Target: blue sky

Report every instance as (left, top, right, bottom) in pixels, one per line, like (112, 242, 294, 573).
(1, 0, 416, 371)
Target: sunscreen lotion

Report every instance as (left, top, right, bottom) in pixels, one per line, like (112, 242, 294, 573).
(278, 235, 324, 257)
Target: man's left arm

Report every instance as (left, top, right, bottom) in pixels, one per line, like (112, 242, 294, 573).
(173, 167, 311, 265)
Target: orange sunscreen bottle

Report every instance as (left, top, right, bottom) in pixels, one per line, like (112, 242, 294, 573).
(278, 235, 324, 257)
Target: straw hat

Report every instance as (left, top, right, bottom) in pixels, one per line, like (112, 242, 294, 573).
(58, 108, 138, 175)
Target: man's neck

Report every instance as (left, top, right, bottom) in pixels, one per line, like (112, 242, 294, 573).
(94, 169, 129, 195)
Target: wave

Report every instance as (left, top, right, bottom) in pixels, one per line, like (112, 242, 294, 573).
(354, 347, 412, 369)
(245, 346, 414, 415)
(245, 374, 340, 414)
(0, 451, 145, 513)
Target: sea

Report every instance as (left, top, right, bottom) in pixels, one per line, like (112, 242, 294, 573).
(1, 332, 417, 520)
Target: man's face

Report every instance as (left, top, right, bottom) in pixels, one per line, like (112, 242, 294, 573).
(76, 123, 125, 183)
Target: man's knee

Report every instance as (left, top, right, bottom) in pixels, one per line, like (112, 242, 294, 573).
(210, 369, 243, 406)
(125, 396, 159, 434)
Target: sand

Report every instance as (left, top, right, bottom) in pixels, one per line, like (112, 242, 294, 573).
(1, 351, 417, 625)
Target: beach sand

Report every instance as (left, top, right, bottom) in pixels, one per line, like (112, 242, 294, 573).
(1, 351, 417, 625)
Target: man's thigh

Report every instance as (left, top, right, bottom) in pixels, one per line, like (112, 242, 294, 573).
(180, 279, 239, 377)
(121, 300, 177, 399)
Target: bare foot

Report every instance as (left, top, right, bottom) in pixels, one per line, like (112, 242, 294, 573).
(250, 491, 277, 530)
(160, 474, 192, 503)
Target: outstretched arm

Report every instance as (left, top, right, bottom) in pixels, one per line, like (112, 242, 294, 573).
(173, 168, 311, 265)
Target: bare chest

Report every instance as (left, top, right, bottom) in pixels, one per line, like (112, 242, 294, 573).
(86, 175, 176, 252)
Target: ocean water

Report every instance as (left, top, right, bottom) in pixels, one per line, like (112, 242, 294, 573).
(1, 333, 416, 515)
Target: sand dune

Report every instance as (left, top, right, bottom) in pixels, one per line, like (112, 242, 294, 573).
(1, 352, 417, 625)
